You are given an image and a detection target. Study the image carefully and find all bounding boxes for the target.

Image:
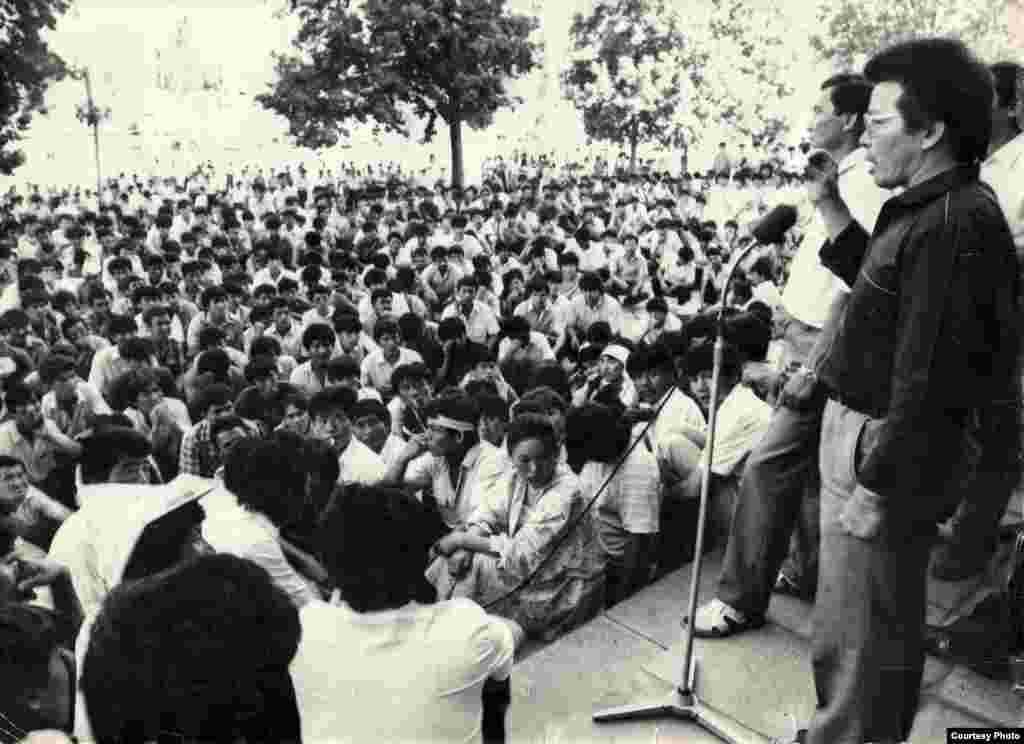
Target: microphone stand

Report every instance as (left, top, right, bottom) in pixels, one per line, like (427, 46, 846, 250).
(593, 239, 774, 744)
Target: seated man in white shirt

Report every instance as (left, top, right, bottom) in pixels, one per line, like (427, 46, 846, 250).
(290, 482, 515, 744)
(349, 398, 406, 468)
(746, 256, 783, 318)
(441, 276, 501, 347)
(360, 319, 424, 399)
(308, 385, 385, 486)
(679, 339, 773, 572)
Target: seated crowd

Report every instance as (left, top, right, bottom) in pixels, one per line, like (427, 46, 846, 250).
(0, 153, 850, 741)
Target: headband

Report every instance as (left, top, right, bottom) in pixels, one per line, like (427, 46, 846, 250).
(428, 415, 476, 434)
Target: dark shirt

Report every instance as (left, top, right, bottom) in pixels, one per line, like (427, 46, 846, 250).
(818, 165, 1020, 506)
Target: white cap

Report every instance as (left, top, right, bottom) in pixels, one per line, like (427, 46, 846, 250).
(601, 344, 630, 366)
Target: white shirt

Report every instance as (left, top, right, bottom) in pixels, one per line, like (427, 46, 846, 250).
(337, 437, 386, 485)
(290, 596, 514, 744)
(405, 442, 507, 528)
(201, 485, 318, 608)
(782, 147, 887, 329)
(701, 384, 772, 477)
(982, 132, 1024, 257)
(441, 300, 501, 345)
(360, 347, 424, 393)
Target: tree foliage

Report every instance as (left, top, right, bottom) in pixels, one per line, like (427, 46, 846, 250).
(258, 0, 542, 187)
(561, 0, 799, 171)
(0, 0, 71, 174)
(810, 0, 1015, 70)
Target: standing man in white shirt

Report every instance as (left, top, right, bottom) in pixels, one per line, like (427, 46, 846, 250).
(933, 62, 1024, 580)
(691, 73, 889, 635)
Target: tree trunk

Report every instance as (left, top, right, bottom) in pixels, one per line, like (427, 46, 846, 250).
(449, 117, 464, 191)
(629, 119, 639, 175)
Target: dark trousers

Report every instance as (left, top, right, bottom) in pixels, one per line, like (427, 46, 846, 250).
(717, 402, 823, 617)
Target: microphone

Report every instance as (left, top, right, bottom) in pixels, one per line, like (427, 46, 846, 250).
(750, 204, 798, 247)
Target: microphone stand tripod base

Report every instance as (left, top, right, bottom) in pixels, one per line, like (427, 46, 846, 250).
(593, 662, 774, 744)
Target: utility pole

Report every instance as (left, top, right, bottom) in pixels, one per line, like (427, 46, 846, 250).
(74, 67, 110, 210)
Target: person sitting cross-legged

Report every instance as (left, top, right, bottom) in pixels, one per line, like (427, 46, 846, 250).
(426, 413, 606, 643)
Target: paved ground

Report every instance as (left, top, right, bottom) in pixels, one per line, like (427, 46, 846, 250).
(506, 546, 1024, 743)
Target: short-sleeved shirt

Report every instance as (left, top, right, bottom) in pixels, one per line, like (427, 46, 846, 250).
(291, 595, 514, 744)
(360, 347, 424, 394)
(41, 382, 112, 439)
(584, 445, 661, 560)
(0, 422, 61, 485)
(337, 437, 386, 486)
(441, 300, 500, 345)
(702, 384, 772, 477)
(405, 442, 507, 528)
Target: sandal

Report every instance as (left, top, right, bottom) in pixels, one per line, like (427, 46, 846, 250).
(773, 571, 815, 600)
(682, 598, 766, 639)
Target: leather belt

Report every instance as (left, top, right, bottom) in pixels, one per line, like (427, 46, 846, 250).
(826, 388, 881, 419)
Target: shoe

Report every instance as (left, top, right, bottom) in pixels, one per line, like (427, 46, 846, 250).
(931, 540, 996, 582)
(681, 598, 765, 638)
(773, 570, 815, 600)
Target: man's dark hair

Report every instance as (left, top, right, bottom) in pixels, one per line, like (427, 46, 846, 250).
(863, 37, 994, 164)
(141, 304, 172, 327)
(81, 554, 302, 744)
(244, 355, 277, 383)
(80, 426, 152, 484)
(195, 382, 234, 414)
(302, 323, 336, 350)
(506, 412, 559, 453)
(200, 285, 228, 309)
(308, 385, 358, 422)
(991, 62, 1023, 111)
(476, 393, 509, 423)
(211, 414, 249, 447)
(108, 367, 161, 412)
(224, 437, 303, 526)
(566, 403, 630, 467)
(0, 603, 64, 717)
(250, 335, 282, 358)
(822, 73, 873, 133)
(119, 336, 154, 362)
(317, 484, 436, 613)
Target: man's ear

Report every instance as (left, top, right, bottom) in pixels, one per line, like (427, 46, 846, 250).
(920, 119, 946, 152)
(841, 113, 861, 134)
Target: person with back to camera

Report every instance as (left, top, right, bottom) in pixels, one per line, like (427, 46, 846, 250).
(290, 482, 516, 744)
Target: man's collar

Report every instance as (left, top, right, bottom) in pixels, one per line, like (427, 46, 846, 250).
(891, 163, 980, 210)
(986, 131, 1024, 166)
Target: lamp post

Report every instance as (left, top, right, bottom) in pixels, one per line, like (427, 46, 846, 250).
(72, 67, 111, 209)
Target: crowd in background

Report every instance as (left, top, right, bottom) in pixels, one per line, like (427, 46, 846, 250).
(0, 40, 1020, 744)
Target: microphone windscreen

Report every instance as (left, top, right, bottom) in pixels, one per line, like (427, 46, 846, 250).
(751, 204, 798, 246)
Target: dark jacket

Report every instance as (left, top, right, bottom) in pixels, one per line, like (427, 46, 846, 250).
(818, 165, 1020, 508)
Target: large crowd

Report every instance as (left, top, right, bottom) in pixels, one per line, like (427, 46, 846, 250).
(0, 35, 1021, 744)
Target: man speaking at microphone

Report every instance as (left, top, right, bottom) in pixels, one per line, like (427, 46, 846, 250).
(802, 39, 1019, 744)
(690, 73, 886, 638)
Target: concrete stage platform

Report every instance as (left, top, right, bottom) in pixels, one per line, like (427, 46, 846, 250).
(506, 548, 1024, 743)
